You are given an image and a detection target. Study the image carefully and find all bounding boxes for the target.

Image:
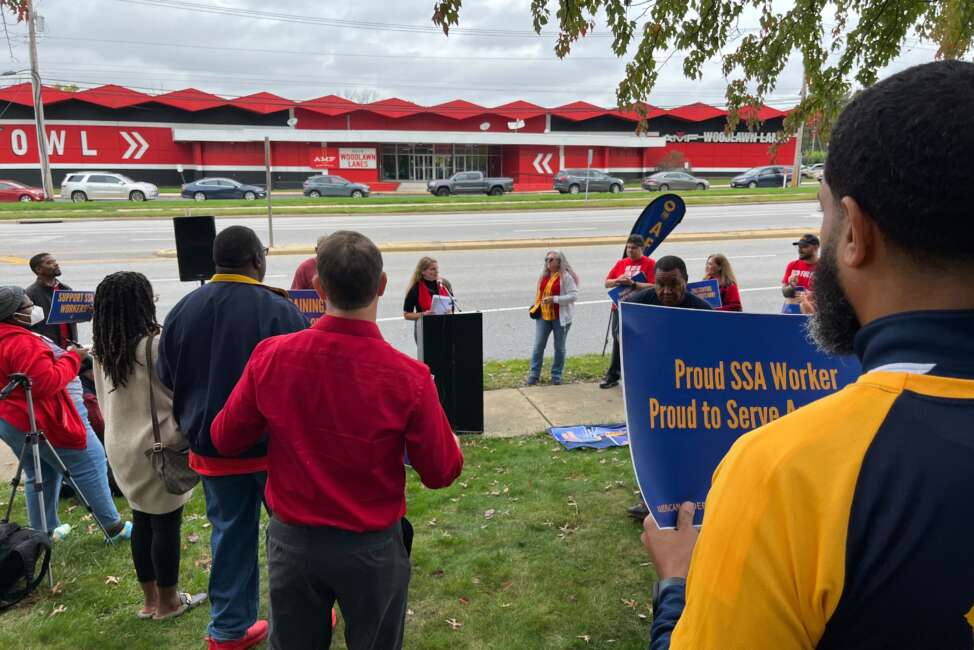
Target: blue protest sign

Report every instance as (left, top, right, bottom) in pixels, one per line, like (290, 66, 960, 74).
(46, 290, 94, 325)
(687, 279, 722, 308)
(608, 272, 646, 305)
(627, 194, 686, 257)
(549, 424, 629, 450)
(287, 290, 325, 325)
(620, 304, 861, 528)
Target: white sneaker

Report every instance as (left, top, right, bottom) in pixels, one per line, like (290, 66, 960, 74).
(51, 523, 71, 541)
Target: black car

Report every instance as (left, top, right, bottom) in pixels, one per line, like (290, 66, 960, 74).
(302, 175, 370, 198)
(729, 166, 793, 188)
(181, 178, 267, 201)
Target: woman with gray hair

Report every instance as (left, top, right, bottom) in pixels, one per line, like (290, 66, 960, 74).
(527, 250, 579, 385)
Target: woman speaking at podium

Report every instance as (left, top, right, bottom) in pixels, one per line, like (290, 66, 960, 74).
(526, 250, 578, 386)
(403, 257, 454, 323)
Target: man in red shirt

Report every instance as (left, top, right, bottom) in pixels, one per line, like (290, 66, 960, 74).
(781, 233, 819, 299)
(289, 236, 326, 290)
(600, 234, 656, 389)
(212, 230, 464, 650)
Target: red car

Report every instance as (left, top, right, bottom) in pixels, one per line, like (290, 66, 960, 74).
(0, 179, 45, 202)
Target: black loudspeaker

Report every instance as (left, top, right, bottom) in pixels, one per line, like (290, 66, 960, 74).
(417, 312, 484, 434)
(173, 216, 216, 282)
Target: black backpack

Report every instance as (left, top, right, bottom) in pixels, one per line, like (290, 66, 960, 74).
(0, 522, 51, 610)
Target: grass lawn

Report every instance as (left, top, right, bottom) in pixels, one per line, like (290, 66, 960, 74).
(0, 185, 817, 220)
(0, 435, 654, 649)
(484, 353, 608, 391)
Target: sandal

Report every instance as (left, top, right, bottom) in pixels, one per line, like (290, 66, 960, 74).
(137, 608, 156, 620)
(152, 592, 207, 621)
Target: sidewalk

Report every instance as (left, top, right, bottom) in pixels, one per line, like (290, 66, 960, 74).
(0, 382, 624, 481)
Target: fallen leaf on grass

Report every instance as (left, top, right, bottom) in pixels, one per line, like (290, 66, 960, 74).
(49, 604, 66, 617)
(577, 634, 591, 642)
(406, 608, 414, 616)
(202, 523, 211, 529)
(471, 577, 481, 585)
(195, 558, 212, 572)
(458, 597, 469, 606)
(105, 576, 120, 586)
(484, 509, 495, 520)
(622, 598, 637, 609)
(51, 582, 63, 595)
(426, 519, 437, 528)
(638, 613, 648, 620)
(86, 524, 97, 535)
(446, 618, 463, 630)
(501, 581, 513, 591)
(187, 533, 200, 544)
(431, 569, 445, 578)
(66, 505, 77, 513)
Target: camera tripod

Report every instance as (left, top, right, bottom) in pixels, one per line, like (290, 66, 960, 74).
(1, 373, 113, 587)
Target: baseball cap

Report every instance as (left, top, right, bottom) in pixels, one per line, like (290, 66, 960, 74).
(792, 234, 820, 246)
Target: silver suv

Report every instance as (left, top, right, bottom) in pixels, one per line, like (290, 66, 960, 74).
(61, 172, 160, 202)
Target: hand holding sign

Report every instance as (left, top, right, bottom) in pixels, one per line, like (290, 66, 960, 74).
(642, 502, 698, 580)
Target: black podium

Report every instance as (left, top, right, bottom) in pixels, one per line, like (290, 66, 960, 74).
(417, 312, 484, 434)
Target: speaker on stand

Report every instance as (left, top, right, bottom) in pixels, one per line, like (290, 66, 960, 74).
(173, 216, 216, 284)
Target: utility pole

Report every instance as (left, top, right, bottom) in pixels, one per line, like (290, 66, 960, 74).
(27, 0, 54, 201)
(791, 67, 807, 189)
(264, 136, 274, 247)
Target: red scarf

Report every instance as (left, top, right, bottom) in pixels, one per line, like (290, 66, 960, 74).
(418, 280, 450, 311)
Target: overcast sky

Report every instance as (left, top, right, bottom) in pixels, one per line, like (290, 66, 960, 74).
(0, 0, 945, 109)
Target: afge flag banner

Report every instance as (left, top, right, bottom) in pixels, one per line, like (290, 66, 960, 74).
(628, 194, 685, 258)
(620, 304, 861, 528)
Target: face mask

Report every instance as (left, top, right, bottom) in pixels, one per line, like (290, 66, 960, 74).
(14, 305, 44, 327)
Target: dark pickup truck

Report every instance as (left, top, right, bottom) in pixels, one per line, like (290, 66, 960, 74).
(427, 171, 515, 196)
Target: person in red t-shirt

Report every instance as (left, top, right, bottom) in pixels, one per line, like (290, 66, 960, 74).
(781, 233, 820, 302)
(600, 234, 656, 389)
(213, 231, 463, 650)
(703, 254, 743, 312)
(289, 236, 327, 291)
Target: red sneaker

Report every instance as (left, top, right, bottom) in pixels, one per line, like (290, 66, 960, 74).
(207, 620, 269, 650)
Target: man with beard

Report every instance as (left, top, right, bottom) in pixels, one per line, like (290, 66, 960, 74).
(25, 253, 77, 349)
(641, 60, 974, 650)
(781, 234, 819, 299)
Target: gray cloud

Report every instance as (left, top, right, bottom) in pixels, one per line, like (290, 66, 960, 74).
(2, 0, 943, 110)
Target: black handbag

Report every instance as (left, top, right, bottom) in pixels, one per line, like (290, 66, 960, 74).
(144, 334, 200, 495)
(529, 303, 541, 319)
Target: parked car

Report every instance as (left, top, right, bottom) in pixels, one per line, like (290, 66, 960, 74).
(801, 163, 824, 179)
(553, 169, 625, 194)
(61, 172, 159, 202)
(811, 166, 825, 182)
(181, 178, 266, 201)
(303, 175, 370, 198)
(729, 166, 793, 188)
(428, 171, 514, 196)
(0, 179, 44, 202)
(641, 171, 709, 191)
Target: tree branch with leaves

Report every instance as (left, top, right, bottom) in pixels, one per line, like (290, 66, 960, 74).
(432, 0, 974, 139)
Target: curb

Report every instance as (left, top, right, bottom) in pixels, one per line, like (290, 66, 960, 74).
(154, 228, 818, 258)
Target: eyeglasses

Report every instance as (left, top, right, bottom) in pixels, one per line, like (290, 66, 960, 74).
(545, 257, 557, 263)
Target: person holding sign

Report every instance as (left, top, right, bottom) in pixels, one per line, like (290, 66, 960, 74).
(600, 235, 656, 389)
(212, 231, 463, 650)
(643, 61, 974, 650)
(526, 250, 579, 386)
(781, 234, 819, 313)
(703, 254, 742, 311)
(25, 253, 77, 349)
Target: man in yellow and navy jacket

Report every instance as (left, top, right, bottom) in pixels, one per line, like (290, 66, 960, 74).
(644, 60, 974, 650)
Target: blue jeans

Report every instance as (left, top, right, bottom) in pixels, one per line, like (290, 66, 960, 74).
(202, 472, 267, 641)
(0, 407, 120, 533)
(528, 318, 571, 382)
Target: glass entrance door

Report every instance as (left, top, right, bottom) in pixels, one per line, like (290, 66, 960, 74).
(410, 154, 433, 180)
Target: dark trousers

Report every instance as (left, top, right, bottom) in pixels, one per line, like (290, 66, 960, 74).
(267, 517, 411, 650)
(605, 309, 621, 381)
(131, 507, 184, 588)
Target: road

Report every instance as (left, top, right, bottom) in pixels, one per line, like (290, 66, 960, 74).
(0, 236, 810, 362)
(0, 201, 820, 261)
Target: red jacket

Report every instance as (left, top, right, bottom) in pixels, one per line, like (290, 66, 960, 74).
(211, 315, 464, 532)
(0, 324, 85, 448)
(717, 282, 743, 312)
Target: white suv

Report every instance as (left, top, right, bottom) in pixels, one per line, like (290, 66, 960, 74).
(60, 172, 160, 202)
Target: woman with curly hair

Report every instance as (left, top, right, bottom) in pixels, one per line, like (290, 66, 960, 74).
(92, 272, 205, 620)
